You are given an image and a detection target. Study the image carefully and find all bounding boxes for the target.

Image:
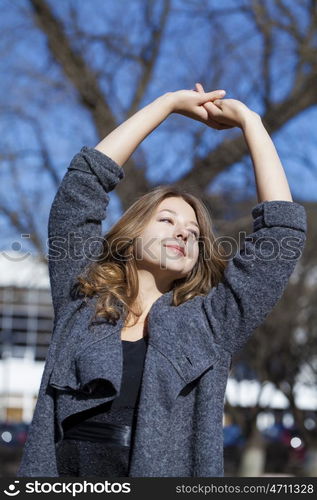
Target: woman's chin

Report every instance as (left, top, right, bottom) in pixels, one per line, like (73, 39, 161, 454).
(158, 261, 189, 276)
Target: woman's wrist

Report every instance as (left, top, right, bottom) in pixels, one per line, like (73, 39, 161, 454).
(239, 110, 262, 131)
(156, 91, 175, 115)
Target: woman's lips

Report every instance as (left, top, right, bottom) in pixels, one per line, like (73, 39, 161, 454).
(164, 245, 185, 256)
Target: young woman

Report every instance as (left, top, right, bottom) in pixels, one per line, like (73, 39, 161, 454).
(17, 84, 307, 477)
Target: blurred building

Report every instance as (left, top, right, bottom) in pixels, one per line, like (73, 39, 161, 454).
(0, 251, 53, 422)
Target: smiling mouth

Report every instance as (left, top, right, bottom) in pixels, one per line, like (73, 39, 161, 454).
(164, 245, 185, 256)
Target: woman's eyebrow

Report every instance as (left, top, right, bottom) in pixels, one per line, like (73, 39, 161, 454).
(158, 209, 199, 229)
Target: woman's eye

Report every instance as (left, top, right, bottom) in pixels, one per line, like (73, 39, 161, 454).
(159, 217, 198, 239)
(160, 218, 199, 238)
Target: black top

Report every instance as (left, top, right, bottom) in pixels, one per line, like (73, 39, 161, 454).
(62, 336, 148, 442)
(112, 337, 148, 409)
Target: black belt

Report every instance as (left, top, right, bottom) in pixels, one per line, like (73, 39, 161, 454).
(63, 421, 132, 447)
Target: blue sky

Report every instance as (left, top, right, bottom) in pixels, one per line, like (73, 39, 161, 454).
(0, 0, 316, 256)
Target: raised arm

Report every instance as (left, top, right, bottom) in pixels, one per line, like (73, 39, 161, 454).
(240, 112, 293, 202)
(94, 93, 173, 165)
(47, 147, 125, 320)
(196, 81, 293, 203)
(48, 95, 173, 319)
(201, 199, 306, 356)
(194, 84, 307, 355)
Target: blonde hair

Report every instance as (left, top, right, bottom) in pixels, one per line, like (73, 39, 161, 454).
(76, 185, 227, 326)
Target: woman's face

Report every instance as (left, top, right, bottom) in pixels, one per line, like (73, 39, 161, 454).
(134, 196, 200, 281)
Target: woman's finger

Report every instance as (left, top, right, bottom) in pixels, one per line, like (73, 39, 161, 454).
(194, 83, 233, 129)
(203, 100, 224, 117)
(195, 82, 205, 93)
(195, 83, 226, 109)
(213, 99, 224, 108)
(197, 89, 226, 104)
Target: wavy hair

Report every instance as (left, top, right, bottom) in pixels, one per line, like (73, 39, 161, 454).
(76, 185, 228, 326)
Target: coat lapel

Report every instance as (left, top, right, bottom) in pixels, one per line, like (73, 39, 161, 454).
(146, 290, 221, 390)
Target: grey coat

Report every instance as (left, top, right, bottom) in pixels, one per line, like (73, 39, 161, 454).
(17, 146, 307, 477)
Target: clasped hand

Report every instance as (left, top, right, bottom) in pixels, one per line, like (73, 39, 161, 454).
(169, 82, 257, 130)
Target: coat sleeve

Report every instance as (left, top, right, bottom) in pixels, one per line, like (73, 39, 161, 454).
(47, 146, 124, 320)
(201, 200, 307, 356)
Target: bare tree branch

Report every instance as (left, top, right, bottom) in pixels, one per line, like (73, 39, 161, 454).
(27, 0, 151, 209)
(129, 0, 171, 117)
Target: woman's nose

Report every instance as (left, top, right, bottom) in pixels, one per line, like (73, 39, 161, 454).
(174, 227, 188, 240)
